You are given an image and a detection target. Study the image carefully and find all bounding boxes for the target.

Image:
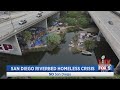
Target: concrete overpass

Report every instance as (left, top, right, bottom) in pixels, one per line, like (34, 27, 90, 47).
(0, 11, 60, 55)
(88, 11, 120, 61)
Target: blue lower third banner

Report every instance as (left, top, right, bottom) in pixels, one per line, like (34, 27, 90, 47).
(6, 65, 114, 77)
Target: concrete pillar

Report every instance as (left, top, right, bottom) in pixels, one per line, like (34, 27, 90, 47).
(34, 19, 48, 30)
(60, 11, 67, 14)
(0, 35, 22, 55)
(60, 11, 67, 17)
(96, 31, 104, 41)
(42, 19, 48, 30)
(98, 31, 102, 36)
(90, 18, 93, 23)
(97, 31, 101, 41)
(51, 12, 60, 20)
(114, 61, 120, 74)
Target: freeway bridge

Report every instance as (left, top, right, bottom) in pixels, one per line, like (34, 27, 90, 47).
(88, 11, 120, 61)
(88, 11, 120, 73)
(0, 11, 60, 55)
(1, 11, 120, 61)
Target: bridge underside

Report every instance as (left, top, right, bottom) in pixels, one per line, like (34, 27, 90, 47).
(0, 12, 60, 55)
(0, 35, 22, 55)
(88, 11, 120, 61)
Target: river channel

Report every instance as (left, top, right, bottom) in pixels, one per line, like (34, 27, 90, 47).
(0, 28, 119, 77)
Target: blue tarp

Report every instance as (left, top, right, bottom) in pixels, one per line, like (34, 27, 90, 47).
(35, 39, 42, 46)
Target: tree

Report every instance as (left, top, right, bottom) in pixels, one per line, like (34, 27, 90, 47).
(64, 17, 78, 26)
(77, 16, 90, 28)
(46, 33, 61, 45)
(72, 32, 79, 46)
(66, 11, 80, 18)
(84, 40, 96, 51)
(23, 31, 32, 42)
(61, 11, 90, 29)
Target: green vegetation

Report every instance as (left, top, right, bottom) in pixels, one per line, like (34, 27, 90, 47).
(46, 33, 61, 46)
(72, 32, 78, 43)
(22, 31, 32, 42)
(66, 11, 80, 18)
(84, 40, 96, 51)
(64, 17, 78, 26)
(61, 11, 90, 29)
(58, 31, 66, 42)
(71, 47, 81, 54)
(77, 17, 90, 28)
(67, 27, 81, 32)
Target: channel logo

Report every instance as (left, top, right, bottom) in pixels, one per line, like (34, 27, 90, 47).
(98, 55, 112, 72)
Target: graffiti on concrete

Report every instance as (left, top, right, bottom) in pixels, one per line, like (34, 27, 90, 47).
(0, 44, 13, 52)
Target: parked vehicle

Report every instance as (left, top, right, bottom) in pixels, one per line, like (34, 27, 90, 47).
(19, 20, 27, 25)
(36, 14, 42, 17)
(81, 50, 92, 56)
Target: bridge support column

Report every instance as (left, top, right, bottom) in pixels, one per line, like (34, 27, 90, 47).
(0, 35, 22, 55)
(60, 11, 67, 16)
(50, 12, 60, 21)
(90, 18, 94, 23)
(34, 19, 48, 30)
(97, 31, 104, 41)
(53, 12, 60, 20)
(114, 61, 120, 74)
(97, 31, 102, 41)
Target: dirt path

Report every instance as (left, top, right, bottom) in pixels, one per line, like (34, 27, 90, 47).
(79, 27, 99, 33)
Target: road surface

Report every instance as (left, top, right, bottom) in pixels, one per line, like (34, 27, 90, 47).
(88, 11, 120, 60)
(0, 11, 59, 43)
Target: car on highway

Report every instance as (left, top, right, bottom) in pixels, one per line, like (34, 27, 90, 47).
(19, 20, 27, 25)
(36, 11, 43, 17)
(108, 21, 113, 25)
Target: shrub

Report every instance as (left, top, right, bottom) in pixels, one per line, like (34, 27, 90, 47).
(84, 40, 96, 50)
(46, 33, 61, 45)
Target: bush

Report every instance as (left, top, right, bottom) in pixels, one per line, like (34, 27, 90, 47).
(84, 40, 96, 51)
(61, 11, 90, 29)
(46, 33, 61, 45)
(64, 17, 78, 26)
(22, 31, 32, 42)
(77, 17, 90, 28)
(66, 11, 80, 18)
(71, 47, 81, 54)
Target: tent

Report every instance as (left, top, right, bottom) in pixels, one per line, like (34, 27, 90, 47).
(35, 39, 42, 46)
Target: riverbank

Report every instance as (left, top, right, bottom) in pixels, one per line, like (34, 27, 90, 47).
(21, 25, 99, 55)
(22, 26, 71, 54)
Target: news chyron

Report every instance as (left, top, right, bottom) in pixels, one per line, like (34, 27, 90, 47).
(6, 55, 114, 77)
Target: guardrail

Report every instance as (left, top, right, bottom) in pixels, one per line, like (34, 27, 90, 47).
(112, 11, 120, 17)
(0, 12, 27, 24)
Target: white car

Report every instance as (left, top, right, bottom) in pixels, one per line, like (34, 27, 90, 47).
(36, 14, 42, 17)
(36, 11, 43, 17)
(19, 20, 27, 25)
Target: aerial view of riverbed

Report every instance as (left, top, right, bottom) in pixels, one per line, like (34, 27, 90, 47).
(0, 11, 120, 79)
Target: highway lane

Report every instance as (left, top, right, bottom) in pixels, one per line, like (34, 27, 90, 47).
(0, 11, 37, 36)
(0, 11, 39, 40)
(114, 11, 120, 15)
(89, 11, 120, 42)
(0, 11, 59, 43)
(88, 11, 120, 60)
